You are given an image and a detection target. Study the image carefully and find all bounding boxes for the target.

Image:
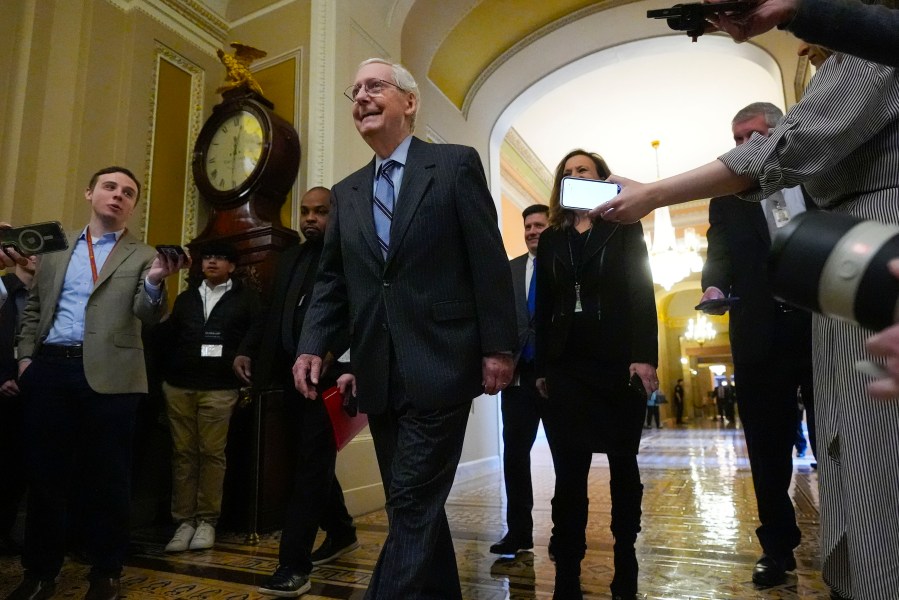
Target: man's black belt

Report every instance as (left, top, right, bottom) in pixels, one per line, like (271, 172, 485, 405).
(39, 344, 84, 359)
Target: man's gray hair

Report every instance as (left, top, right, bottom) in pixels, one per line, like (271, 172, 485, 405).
(732, 102, 784, 128)
(358, 58, 420, 133)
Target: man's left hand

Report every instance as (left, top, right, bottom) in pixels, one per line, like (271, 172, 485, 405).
(482, 353, 514, 395)
(146, 249, 191, 286)
(630, 362, 659, 398)
(0, 224, 30, 269)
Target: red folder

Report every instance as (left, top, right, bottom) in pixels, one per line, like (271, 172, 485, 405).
(321, 386, 368, 451)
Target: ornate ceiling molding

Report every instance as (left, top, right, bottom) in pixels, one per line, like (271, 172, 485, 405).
(462, 0, 629, 118)
(106, 0, 228, 55)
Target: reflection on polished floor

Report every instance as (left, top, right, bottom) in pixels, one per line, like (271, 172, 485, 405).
(0, 422, 829, 599)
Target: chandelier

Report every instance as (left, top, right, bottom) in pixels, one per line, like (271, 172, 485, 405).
(684, 312, 717, 346)
(644, 140, 704, 290)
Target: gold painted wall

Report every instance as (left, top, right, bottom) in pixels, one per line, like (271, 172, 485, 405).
(255, 58, 299, 228)
(147, 59, 193, 299)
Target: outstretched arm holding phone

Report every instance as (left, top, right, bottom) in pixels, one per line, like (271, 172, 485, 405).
(708, 0, 899, 68)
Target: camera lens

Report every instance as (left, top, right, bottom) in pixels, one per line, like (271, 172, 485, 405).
(769, 211, 899, 331)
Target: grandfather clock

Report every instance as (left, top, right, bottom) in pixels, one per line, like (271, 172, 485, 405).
(187, 45, 302, 536)
(189, 86, 301, 301)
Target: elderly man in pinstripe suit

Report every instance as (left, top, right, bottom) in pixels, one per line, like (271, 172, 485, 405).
(294, 58, 517, 599)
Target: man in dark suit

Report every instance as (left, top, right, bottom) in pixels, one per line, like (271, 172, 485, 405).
(0, 258, 35, 555)
(8, 166, 187, 600)
(236, 187, 357, 597)
(490, 203, 548, 556)
(294, 58, 517, 599)
(700, 102, 815, 587)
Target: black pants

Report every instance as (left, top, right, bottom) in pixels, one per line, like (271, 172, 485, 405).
(674, 399, 684, 424)
(645, 405, 661, 428)
(364, 356, 471, 600)
(20, 356, 140, 579)
(542, 365, 644, 597)
(499, 361, 547, 542)
(735, 356, 811, 560)
(0, 393, 26, 540)
(279, 390, 355, 574)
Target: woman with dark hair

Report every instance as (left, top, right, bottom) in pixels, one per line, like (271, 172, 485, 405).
(535, 149, 658, 600)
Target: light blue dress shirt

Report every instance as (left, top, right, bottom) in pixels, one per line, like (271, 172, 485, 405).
(45, 228, 160, 345)
(373, 135, 412, 199)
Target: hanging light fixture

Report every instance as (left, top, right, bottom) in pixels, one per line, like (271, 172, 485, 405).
(645, 140, 705, 290)
(684, 312, 717, 346)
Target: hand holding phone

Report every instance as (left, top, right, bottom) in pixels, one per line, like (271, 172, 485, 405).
(695, 297, 740, 314)
(155, 245, 187, 261)
(0, 221, 68, 256)
(560, 176, 621, 211)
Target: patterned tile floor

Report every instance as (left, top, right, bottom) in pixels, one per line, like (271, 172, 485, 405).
(0, 420, 830, 599)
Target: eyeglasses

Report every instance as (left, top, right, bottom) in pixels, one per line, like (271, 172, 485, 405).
(344, 78, 404, 102)
(202, 254, 230, 261)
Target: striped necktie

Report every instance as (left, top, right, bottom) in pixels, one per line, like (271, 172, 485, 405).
(373, 160, 398, 258)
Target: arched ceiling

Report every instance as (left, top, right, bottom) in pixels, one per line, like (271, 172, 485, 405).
(427, 0, 618, 110)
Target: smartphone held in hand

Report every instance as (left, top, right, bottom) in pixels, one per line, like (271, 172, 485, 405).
(560, 176, 621, 211)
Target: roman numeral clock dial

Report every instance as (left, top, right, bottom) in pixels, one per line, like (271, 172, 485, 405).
(192, 89, 300, 221)
(205, 111, 264, 191)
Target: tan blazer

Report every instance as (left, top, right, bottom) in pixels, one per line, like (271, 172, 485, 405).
(18, 229, 167, 394)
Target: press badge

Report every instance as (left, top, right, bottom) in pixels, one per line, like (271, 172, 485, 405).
(773, 205, 792, 228)
(201, 344, 223, 357)
(201, 330, 224, 357)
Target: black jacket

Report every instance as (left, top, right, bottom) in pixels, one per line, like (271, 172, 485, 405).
(162, 278, 260, 390)
(535, 221, 658, 374)
(702, 194, 814, 364)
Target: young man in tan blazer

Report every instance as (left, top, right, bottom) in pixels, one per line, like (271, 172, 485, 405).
(8, 166, 188, 600)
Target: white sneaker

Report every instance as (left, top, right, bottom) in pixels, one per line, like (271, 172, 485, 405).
(189, 521, 215, 550)
(165, 522, 196, 553)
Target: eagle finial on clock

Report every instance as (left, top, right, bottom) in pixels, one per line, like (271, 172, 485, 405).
(216, 42, 268, 97)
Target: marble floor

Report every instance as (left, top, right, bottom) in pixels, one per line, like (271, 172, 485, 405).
(0, 420, 829, 599)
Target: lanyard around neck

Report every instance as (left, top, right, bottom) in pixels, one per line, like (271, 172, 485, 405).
(85, 229, 124, 285)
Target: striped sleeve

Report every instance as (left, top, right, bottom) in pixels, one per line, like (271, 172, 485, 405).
(719, 54, 899, 203)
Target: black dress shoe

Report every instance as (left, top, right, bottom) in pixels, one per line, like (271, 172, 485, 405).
(84, 577, 120, 600)
(5, 577, 56, 600)
(310, 535, 359, 565)
(258, 566, 311, 597)
(752, 554, 796, 587)
(552, 574, 583, 600)
(489, 534, 533, 555)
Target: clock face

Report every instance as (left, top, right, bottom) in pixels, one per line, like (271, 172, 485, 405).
(204, 110, 265, 192)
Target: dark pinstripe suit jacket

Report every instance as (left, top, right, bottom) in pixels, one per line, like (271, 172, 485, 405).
(298, 137, 517, 414)
(509, 253, 532, 371)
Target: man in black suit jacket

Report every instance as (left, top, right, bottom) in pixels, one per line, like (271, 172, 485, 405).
(294, 58, 517, 599)
(235, 187, 357, 598)
(491, 204, 549, 556)
(700, 102, 815, 587)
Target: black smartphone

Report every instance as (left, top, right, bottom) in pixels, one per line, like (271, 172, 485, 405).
(155, 244, 187, 261)
(694, 297, 740, 313)
(0, 221, 68, 256)
(647, 1, 750, 20)
(629, 372, 648, 402)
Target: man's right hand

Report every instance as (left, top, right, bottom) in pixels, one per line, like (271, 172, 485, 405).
(293, 353, 323, 399)
(233, 355, 252, 385)
(699, 287, 729, 315)
(707, 0, 800, 42)
(0, 223, 29, 269)
(0, 379, 20, 397)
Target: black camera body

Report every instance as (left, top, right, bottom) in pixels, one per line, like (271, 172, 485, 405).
(0, 221, 68, 256)
(769, 211, 899, 332)
(647, 1, 750, 41)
